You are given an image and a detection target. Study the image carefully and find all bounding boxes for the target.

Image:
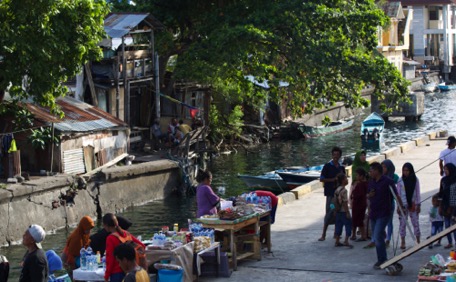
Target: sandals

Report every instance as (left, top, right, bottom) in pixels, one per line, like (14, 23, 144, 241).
(335, 242, 353, 248)
(350, 236, 357, 241)
(400, 245, 406, 250)
(355, 238, 367, 242)
(363, 242, 375, 249)
(344, 243, 354, 249)
(444, 244, 454, 249)
(318, 237, 325, 241)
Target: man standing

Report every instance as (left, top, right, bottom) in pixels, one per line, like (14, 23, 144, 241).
(20, 224, 48, 282)
(318, 146, 345, 241)
(368, 162, 396, 269)
(440, 136, 456, 176)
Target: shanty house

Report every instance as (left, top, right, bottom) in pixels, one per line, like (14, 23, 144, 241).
(0, 96, 129, 177)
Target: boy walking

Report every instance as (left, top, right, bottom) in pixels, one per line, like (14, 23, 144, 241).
(334, 173, 353, 248)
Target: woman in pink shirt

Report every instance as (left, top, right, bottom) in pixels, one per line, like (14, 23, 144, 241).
(196, 170, 220, 218)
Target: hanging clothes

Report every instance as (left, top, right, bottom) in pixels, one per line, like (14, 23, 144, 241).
(1, 134, 13, 156)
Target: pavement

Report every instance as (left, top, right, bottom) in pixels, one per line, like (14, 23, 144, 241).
(199, 136, 449, 282)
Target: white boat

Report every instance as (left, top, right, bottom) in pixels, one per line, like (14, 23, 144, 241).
(360, 112, 385, 149)
(421, 82, 437, 93)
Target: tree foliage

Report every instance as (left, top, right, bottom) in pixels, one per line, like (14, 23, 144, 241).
(113, 0, 410, 117)
(0, 0, 109, 114)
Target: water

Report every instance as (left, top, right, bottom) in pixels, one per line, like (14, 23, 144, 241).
(3, 91, 456, 279)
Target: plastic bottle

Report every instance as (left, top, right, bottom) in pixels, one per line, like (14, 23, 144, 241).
(173, 223, 179, 232)
(152, 233, 159, 245)
(80, 247, 87, 270)
(86, 246, 93, 256)
(102, 252, 106, 271)
(96, 251, 101, 264)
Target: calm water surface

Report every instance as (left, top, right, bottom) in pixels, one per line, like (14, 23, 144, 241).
(4, 91, 456, 279)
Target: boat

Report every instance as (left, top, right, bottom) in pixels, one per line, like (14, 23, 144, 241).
(298, 118, 354, 138)
(438, 83, 456, 92)
(238, 171, 288, 193)
(360, 112, 385, 149)
(276, 164, 324, 188)
(420, 82, 437, 93)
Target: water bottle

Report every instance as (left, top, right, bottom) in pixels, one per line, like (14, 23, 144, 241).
(86, 246, 93, 256)
(80, 247, 87, 270)
(252, 193, 258, 204)
(96, 251, 101, 264)
(152, 233, 159, 245)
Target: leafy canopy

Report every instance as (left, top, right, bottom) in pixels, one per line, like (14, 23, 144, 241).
(114, 0, 410, 117)
(0, 0, 109, 114)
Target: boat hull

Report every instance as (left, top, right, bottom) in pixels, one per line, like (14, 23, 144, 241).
(238, 173, 288, 190)
(276, 165, 323, 188)
(421, 83, 437, 93)
(438, 84, 456, 91)
(298, 119, 354, 138)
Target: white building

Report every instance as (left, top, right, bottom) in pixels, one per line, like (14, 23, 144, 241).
(400, 0, 456, 80)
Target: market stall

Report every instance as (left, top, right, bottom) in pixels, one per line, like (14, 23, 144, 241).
(195, 193, 273, 270)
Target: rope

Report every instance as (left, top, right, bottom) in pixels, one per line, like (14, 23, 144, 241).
(0, 125, 46, 136)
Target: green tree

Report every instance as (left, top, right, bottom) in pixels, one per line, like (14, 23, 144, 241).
(113, 0, 409, 117)
(0, 0, 109, 114)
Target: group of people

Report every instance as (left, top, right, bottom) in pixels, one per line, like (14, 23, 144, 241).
(151, 118, 194, 148)
(19, 213, 149, 282)
(318, 146, 424, 269)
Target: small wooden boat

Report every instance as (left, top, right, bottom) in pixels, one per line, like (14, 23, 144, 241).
(238, 171, 288, 192)
(298, 118, 354, 138)
(360, 112, 385, 149)
(276, 164, 324, 188)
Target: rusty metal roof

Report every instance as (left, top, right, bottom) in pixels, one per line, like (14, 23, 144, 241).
(383, 2, 405, 19)
(25, 96, 128, 133)
(104, 13, 165, 38)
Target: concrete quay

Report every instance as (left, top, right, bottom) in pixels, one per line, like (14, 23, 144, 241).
(201, 134, 449, 281)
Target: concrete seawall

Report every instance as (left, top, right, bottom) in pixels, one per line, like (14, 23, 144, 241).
(0, 159, 180, 246)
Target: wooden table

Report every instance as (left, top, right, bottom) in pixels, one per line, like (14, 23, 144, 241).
(196, 211, 271, 270)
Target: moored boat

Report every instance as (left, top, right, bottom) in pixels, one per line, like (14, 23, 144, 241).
(421, 82, 437, 93)
(298, 118, 354, 138)
(438, 83, 456, 92)
(238, 171, 288, 193)
(276, 164, 324, 188)
(360, 112, 385, 149)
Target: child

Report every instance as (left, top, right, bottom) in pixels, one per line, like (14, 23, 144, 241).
(334, 173, 353, 248)
(429, 193, 444, 249)
(114, 243, 150, 282)
(350, 168, 368, 242)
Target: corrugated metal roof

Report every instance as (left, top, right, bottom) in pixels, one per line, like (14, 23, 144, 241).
(383, 2, 405, 19)
(25, 96, 128, 133)
(104, 13, 164, 38)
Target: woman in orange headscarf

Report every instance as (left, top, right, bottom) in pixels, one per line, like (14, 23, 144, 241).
(61, 215, 95, 270)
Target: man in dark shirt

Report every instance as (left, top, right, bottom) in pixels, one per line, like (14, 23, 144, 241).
(368, 162, 396, 269)
(90, 215, 133, 255)
(318, 146, 345, 241)
(20, 224, 48, 282)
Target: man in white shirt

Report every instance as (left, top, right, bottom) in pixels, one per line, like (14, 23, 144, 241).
(439, 136, 456, 176)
